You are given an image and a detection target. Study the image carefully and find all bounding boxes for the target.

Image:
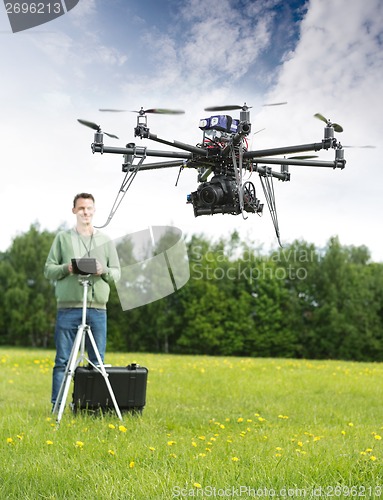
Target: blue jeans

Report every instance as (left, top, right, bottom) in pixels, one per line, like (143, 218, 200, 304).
(51, 308, 107, 403)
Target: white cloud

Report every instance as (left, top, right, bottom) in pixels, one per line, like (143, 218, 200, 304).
(252, 0, 383, 259)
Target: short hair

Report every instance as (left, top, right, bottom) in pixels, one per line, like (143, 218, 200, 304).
(73, 193, 95, 208)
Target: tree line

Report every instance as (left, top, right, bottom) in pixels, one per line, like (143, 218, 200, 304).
(1, 223, 383, 362)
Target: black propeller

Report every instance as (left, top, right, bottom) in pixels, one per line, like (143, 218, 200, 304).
(99, 107, 185, 115)
(314, 113, 343, 133)
(204, 101, 287, 112)
(262, 102, 288, 107)
(204, 104, 250, 112)
(342, 145, 376, 149)
(77, 119, 119, 139)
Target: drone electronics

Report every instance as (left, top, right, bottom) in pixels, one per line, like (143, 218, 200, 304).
(77, 103, 348, 245)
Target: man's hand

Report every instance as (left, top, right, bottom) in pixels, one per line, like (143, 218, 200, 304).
(96, 260, 104, 275)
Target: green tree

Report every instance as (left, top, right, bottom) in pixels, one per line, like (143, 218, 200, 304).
(0, 224, 56, 346)
(306, 237, 382, 360)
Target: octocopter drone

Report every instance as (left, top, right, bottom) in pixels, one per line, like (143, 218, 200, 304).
(78, 103, 347, 245)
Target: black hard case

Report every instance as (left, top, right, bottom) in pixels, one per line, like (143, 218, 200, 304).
(72, 364, 148, 414)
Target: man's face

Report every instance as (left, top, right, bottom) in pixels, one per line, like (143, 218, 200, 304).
(72, 198, 95, 225)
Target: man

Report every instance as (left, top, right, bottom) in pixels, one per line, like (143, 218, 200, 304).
(44, 193, 120, 405)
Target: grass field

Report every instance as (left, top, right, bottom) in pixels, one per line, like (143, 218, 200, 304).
(1, 348, 383, 499)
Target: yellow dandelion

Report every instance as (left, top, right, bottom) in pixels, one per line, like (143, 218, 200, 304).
(149, 446, 155, 452)
(169, 453, 177, 458)
(198, 453, 206, 457)
(231, 456, 240, 462)
(46, 440, 53, 445)
(374, 435, 382, 440)
(275, 453, 282, 458)
(370, 456, 377, 461)
(219, 424, 225, 429)
(108, 449, 116, 456)
(366, 448, 373, 453)
(341, 430, 346, 435)
(258, 417, 266, 422)
(129, 461, 135, 468)
(6, 438, 13, 444)
(75, 441, 84, 448)
(167, 440, 176, 446)
(16, 435, 23, 441)
(237, 417, 244, 423)
(108, 424, 116, 429)
(360, 451, 367, 456)
(118, 425, 127, 433)
(348, 422, 354, 427)
(198, 436, 206, 440)
(194, 483, 202, 489)
(191, 441, 197, 447)
(297, 441, 303, 447)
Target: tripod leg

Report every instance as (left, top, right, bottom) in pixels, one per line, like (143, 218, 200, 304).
(86, 327, 123, 421)
(53, 325, 85, 425)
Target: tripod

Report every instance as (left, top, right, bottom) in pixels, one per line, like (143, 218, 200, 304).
(52, 276, 123, 425)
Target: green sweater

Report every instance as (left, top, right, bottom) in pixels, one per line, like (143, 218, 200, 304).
(44, 229, 121, 309)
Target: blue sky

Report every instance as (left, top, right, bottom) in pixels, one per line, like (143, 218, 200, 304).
(1, 0, 382, 260)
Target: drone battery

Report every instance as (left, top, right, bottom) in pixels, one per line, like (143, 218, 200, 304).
(72, 364, 148, 414)
(199, 115, 233, 132)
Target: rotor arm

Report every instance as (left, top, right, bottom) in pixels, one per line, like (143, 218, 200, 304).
(91, 143, 192, 160)
(253, 156, 346, 169)
(244, 141, 332, 159)
(143, 131, 208, 156)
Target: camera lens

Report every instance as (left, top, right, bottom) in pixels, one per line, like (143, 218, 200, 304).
(200, 185, 224, 206)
